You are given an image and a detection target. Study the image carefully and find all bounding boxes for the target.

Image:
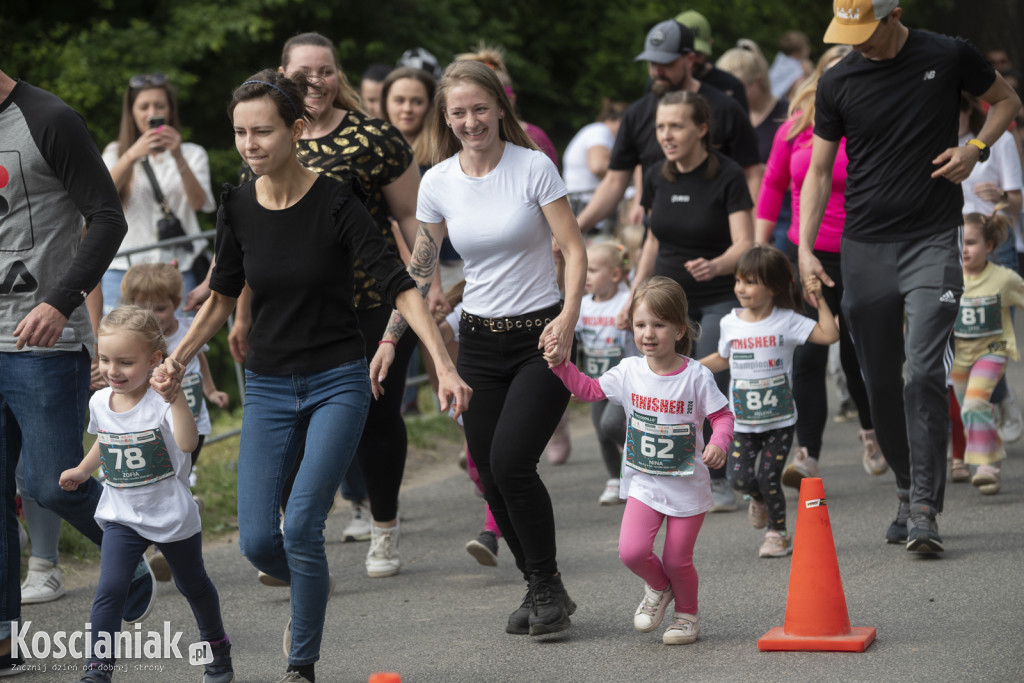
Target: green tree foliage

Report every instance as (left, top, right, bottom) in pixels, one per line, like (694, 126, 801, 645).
(3, 0, 955, 396)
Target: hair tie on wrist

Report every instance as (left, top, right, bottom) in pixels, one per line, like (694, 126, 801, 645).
(378, 339, 397, 346)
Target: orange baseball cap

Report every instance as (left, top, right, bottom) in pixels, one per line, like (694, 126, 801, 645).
(823, 0, 898, 45)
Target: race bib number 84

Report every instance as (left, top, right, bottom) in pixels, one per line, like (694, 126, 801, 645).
(732, 375, 794, 425)
(98, 429, 176, 488)
(625, 413, 696, 476)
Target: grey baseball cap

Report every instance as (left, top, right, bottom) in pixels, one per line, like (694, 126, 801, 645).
(634, 20, 694, 64)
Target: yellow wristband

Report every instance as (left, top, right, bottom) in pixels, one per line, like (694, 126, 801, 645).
(966, 139, 987, 153)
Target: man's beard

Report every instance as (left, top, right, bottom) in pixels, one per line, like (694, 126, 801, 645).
(651, 78, 681, 97)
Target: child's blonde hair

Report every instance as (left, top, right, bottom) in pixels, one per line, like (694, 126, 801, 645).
(965, 211, 1011, 251)
(120, 263, 183, 305)
(617, 223, 645, 272)
(629, 276, 698, 356)
(588, 241, 629, 282)
(98, 305, 168, 358)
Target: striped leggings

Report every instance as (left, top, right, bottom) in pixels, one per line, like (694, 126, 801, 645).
(951, 354, 1007, 466)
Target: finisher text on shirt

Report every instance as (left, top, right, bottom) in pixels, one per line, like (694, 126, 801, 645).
(730, 335, 782, 350)
(581, 315, 617, 327)
(631, 393, 692, 415)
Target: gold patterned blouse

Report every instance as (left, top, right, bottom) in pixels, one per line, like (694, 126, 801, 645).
(240, 109, 414, 310)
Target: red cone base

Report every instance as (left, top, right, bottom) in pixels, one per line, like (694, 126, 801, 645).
(758, 626, 876, 652)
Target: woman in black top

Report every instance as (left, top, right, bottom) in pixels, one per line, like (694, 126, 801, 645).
(153, 70, 470, 683)
(626, 91, 753, 510)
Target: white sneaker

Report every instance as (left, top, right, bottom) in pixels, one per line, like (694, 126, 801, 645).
(366, 524, 401, 578)
(633, 583, 673, 632)
(341, 500, 372, 542)
(662, 612, 699, 645)
(21, 556, 66, 605)
(257, 570, 289, 587)
(709, 478, 737, 512)
(997, 396, 1023, 443)
(598, 479, 623, 505)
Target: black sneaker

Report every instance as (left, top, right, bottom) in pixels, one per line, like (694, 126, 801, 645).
(122, 557, 156, 623)
(906, 503, 943, 553)
(527, 573, 576, 636)
(885, 489, 910, 544)
(203, 637, 234, 683)
(505, 585, 532, 635)
(465, 530, 499, 567)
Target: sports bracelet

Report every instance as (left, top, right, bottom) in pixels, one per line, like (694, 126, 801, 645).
(378, 339, 396, 346)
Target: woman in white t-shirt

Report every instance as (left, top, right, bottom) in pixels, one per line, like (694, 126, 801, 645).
(101, 74, 215, 312)
(959, 92, 1024, 271)
(562, 100, 628, 224)
(371, 60, 587, 637)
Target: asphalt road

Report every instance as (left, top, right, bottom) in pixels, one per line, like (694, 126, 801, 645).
(11, 362, 1024, 683)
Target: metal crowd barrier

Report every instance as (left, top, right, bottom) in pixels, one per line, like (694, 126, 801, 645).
(112, 230, 432, 445)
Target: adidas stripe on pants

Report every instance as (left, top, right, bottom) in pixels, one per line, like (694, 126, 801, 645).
(840, 227, 963, 512)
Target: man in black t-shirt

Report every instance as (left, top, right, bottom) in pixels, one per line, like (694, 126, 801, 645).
(798, 1, 1021, 554)
(577, 19, 759, 234)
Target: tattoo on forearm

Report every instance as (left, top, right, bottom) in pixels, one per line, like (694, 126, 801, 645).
(385, 312, 408, 341)
(409, 222, 439, 284)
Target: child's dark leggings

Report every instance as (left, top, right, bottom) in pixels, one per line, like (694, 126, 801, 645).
(87, 523, 225, 669)
(591, 399, 626, 479)
(729, 426, 794, 531)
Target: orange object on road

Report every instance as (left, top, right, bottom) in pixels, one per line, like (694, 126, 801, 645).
(758, 477, 876, 652)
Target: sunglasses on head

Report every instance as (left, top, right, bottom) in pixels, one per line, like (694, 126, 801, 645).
(129, 72, 168, 89)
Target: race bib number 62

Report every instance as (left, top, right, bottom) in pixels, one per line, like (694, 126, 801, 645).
(625, 413, 696, 477)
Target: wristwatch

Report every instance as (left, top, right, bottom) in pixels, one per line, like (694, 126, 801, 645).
(967, 138, 990, 162)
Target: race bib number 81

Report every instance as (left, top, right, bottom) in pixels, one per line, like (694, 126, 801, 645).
(955, 295, 1001, 339)
(98, 429, 176, 488)
(625, 413, 696, 476)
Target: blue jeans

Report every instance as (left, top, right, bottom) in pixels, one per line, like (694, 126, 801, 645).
(87, 524, 224, 668)
(236, 360, 371, 665)
(0, 349, 103, 639)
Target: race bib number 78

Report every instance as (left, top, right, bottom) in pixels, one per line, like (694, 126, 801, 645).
(98, 429, 176, 488)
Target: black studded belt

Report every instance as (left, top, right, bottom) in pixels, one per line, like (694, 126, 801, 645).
(461, 303, 563, 333)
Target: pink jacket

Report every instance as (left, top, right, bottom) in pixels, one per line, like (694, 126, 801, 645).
(757, 115, 848, 254)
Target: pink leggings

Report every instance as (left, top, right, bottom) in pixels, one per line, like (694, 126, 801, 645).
(465, 446, 500, 537)
(618, 497, 704, 614)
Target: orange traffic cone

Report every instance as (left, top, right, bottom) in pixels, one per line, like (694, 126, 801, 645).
(758, 477, 876, 652)
(368, 674, 401, 683)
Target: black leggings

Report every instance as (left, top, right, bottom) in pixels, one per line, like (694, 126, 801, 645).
(729, 427, 794, 531)
(353, 305, 419, 522)
(457, 314, 572, 578)
(789, 246, 873, 460)
(280, 305, 417, 521)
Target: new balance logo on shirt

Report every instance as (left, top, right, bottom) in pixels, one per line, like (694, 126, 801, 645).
(924, 70, 936, 80)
